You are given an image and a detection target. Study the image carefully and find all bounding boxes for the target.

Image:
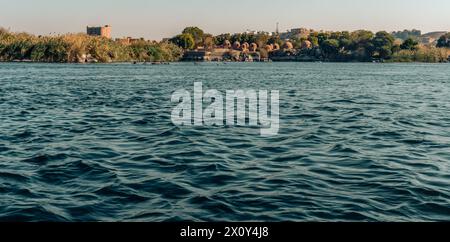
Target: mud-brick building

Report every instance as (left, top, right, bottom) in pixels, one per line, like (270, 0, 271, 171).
(183, 48, 261, 62)
(87, 25, 112, 39)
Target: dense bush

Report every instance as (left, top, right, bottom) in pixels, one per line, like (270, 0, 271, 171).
(1, 26, 448, 63)
(391, 46, 450, 63)
(0, 28, 182, 63)
(437, 33, 450, 48)
(392, 29, 422, 40)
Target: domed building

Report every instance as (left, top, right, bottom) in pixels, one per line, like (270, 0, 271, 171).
(223, 40, 231, 49)
(283, 41, 293, 50)
(241, 42, 250, 50)
(301, 40, 312, 49)
(233, 41, 241, 50)
(273, 43, 280, 50)
(265, 44, 274, 52)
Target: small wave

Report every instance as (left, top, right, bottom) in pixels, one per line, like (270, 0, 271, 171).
(22, 153, 69, 165)
(371, 131, 403, 138)
(0, 144, 10, 152)
(329, 144, 360, 154)
(0, 171, 29, 182)
(329, 99, 356, 104)
(13, 130, 34, 139)
(1, 63, 450, 222)
(0, 206, 69, 222)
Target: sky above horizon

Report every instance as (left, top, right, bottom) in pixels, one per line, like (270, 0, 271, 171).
(1, 0, 449, 40)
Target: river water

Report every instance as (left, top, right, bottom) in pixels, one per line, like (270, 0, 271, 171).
(0, 62, 449, 221)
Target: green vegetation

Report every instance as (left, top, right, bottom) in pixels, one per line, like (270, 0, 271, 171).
(392, 29, 422, 40)
(182, 27, 204, 48)
(391, 46, 450, 63)
(437, 33, 450, 48)
(169, 33, 195, 50)
(372, 31, 396, 59)
(171, 27, 448, 63)
(400, 38, 419, 51)
(1, 26, 449, 63)
(321, 39, 340, 59)
(0, 28, 182, 63)
(128, 39, 183, 62)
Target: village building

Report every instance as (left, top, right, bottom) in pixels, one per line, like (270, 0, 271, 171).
(115, 37, 145, 45)
(86, 25, 112, 39)
(280, 28, 312, 40)
(182, 42, 261, 62)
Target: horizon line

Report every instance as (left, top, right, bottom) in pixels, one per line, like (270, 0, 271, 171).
(1, 25, 448, 41)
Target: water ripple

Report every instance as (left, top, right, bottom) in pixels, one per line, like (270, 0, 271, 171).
(0, 62, 449, 221)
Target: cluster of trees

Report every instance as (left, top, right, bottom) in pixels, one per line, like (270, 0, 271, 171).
(296, 30, 450, 62)
(2, 26, 449, 63)
(169, 27, 207, 50)
(170, 27, 279, 50)
(169, 27, 443, 62)
(392, 29, 422, 40)
(0, 28, 183, 63)
(293, 30, 422, 61)
(128, 39, 182, 62)
(437, 33, 450, 48)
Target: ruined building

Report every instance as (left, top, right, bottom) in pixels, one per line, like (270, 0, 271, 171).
(86, 25, 112, 39)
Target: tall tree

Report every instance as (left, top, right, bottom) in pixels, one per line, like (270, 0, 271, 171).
(436, 33, 450, 48)
(182, 27, 204, 47)
(401, 38, 419, 50)
(214, 33, 231, 46)
(349, 30, 375, 60)
(321, 39, 340, 59)
(203, 34, 215, 50)
(170, 33, 195, 50)
(372, 31, 395, 59)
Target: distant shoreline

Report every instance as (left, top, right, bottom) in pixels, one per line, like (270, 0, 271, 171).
(1, 60, 449, 64)
(2, 27, 450, 64)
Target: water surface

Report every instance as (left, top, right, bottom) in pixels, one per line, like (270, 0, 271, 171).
(0, 62, 449, 221)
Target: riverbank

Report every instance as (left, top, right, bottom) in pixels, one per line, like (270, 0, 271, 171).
(1, 58, 449, 64)
(0, 29, 183, 63)
(2, 27, 450, 64)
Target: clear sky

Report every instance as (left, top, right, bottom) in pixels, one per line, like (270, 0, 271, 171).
(1, 0, 449, 40)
